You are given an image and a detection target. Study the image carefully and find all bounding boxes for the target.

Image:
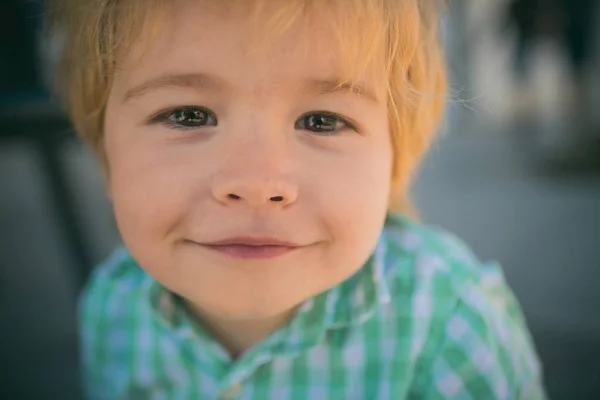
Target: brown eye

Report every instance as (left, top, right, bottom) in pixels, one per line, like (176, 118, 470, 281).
(295, 112, 353, 134)
(169, 107, 216, 127)
(149, 106, 217, 130)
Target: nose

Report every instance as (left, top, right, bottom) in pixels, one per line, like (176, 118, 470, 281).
(210, 144, 298, 208)
(212, 176, 298, 207)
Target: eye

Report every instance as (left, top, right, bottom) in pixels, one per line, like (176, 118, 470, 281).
(295, 112, 355, 134)
(149, 106, 217, 130)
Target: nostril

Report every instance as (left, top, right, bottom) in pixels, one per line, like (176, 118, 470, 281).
(270, 196, 284, 202)
(228, 194, 241, 200)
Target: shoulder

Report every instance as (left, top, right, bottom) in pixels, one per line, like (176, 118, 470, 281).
(383, 213, 488, 285)
(83, 245, 148, 295)
(78, 246, 153, 399)
(79, 246, 149, 329)
(382, 213, 503, 320)
(382, 214, 545, 398)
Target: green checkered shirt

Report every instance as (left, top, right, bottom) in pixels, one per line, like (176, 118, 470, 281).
(80, 213, 546, 399)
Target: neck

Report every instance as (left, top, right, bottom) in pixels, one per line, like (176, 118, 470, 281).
(184, 302, 297, 359)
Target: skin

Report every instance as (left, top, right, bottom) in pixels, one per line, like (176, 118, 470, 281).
(103, 1, 393, 357)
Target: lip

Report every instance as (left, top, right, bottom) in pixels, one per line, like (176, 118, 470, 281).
(204, 237, 302, 247)
(192, 237, 306, 260)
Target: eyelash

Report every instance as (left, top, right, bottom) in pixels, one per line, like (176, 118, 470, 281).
(148, 106, 217, 131)
(147, 106, 358, 134)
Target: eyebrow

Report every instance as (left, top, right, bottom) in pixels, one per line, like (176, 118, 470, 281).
(300, 79, 380, 103)
(122, 73, 228, 103)
(122, 72, 380, 104)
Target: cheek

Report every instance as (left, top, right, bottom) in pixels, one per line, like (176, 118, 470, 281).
(106, 139, 198, 254)
(320, 135, 392, 211)
(312, 139, 392, 264)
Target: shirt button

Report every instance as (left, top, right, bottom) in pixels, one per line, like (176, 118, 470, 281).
(219, 382, 242, 399)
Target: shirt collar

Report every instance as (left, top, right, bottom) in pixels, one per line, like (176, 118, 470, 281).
(324, 229, 392, 327)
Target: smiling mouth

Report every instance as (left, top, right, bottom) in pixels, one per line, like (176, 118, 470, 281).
(190, 237, 306, 259)
(202, 243, 299, 259)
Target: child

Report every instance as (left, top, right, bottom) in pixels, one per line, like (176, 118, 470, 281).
(48, 0, 546, 398)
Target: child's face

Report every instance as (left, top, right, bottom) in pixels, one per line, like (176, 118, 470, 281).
(104, 2, 392, 322)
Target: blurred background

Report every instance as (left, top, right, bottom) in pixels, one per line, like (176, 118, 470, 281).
(0, 0, 599, 398)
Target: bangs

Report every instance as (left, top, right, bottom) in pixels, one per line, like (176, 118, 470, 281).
(241, 0, 421, 88)
(51, 0, 426, 96)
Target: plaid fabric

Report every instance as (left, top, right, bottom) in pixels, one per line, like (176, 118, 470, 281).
(80, 213, 546, 399)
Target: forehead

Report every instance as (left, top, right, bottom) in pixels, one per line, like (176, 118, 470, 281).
(113, 0, 387, 98)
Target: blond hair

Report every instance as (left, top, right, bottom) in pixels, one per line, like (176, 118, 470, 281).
(47, 0, 447, 214)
